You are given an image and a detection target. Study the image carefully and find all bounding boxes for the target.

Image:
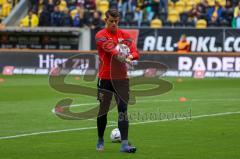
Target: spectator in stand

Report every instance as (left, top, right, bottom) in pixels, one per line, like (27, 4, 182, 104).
(159, 0, 168, 13)
(234, 2, 240, 18)
(198, 0, 208, 17)
(39, 5, 51, 26)
(43, 0, 49, 4)
(1, 1, 12, 17)
(129, 0, 137, 13)
(197, 3, 207, 19)
(65, 0, 70, 5)
(222, 0, 233, 23)
(232, 0, 239, 7)
(73, 6, 86, 27)
(188, 3, 206, 22)
(121, 0, 129, 19)
(84, 0, 96, 11)
(151, 0, 160, 17)
(236, 12, 240, 28)
(232, 1, 240, 28)
(223, 0, 233, 13)
(88, 10, 103, 30)
(62, 8, 72, 26)
(177, 34, 190, 53)
(76, 0, 84, 8)
(188, 4, 198, 22)
(45, 0, 54, 13)
(118, 0, 123, 14)
(120, 0, 136, 19)
(207, 1, 223, 23)
(20, 10, 39, 27)
(70, 6, 79, 18)
(109, 0, 118, 9)
(199, 0, 209, 14)
(51, 5, 64, 26)
(67, 0, 76, 10)
(144, 0, 154, 21)
(29, 0, 39, 13)
(53, 0, 60, 5)
(134, 0, 143, 27)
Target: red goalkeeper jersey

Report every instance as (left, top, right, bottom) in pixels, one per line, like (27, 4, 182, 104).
(95, 28, 139, 79)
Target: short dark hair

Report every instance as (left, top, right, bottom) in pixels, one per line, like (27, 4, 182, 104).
(105, 9, 120, 18)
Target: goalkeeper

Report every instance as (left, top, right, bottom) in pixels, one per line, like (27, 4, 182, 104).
(95, 9, 139, 153)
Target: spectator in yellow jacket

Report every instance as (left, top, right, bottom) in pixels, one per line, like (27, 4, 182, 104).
(20, 10, 39, 27)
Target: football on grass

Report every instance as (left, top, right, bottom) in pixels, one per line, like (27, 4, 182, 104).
(110, 128, 121, 142)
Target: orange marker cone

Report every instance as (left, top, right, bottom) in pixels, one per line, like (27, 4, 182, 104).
(179, 97, 187, 102)
(75, 76, 80, 80)
(177, 78, 183, 83)
(0, 78, 5, 83)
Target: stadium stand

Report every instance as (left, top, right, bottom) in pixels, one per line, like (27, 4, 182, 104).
(1, 0, 237, 28)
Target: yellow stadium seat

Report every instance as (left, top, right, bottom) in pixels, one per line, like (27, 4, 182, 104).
(217, 0, 226, 7)
(150, 18, 162, 28)
(168, 0, 174, 8)
(168, 10, 179, 23)
(168, 5, 174, 12)
(182, 0, 190, 6)
(97, 0, 109, 18)
(207, 0, 215, 6)
(194, 0, 201, 4)
(185, 1, 196, 11)
(181, 0, 187, 3)
(96, 0, 101, 6)
(196, 19, 207, 28)
(59, 0, 67, 12)
(175, 0, 185, 13)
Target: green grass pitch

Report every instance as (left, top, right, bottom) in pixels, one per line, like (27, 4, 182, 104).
(0, 75, 240, 159)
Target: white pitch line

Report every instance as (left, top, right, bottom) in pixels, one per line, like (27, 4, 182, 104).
(51, 98, 240, 110)
(0, 126, 104, 140)
(51, 108, 117, 124)
(69, 103, 98, 107)
(130, 111, 240, 125)
(50, 98, 240, 115)
(0, 111, 240, 140)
